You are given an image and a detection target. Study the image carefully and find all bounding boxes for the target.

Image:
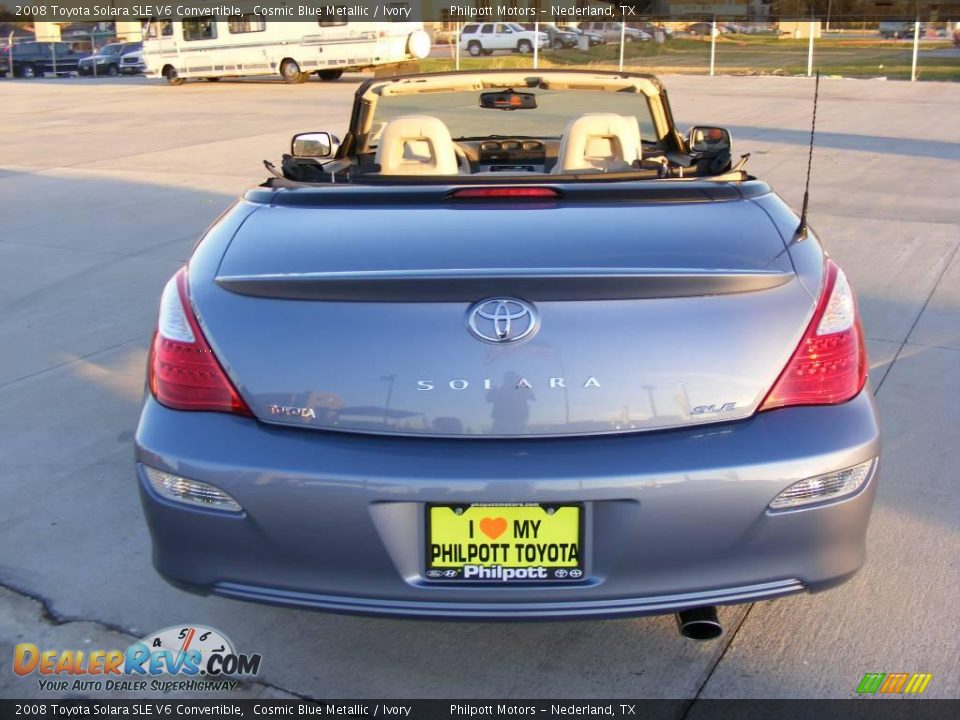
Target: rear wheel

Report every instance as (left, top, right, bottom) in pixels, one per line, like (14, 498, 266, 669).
(106, 63, 119, 77)
(316, 69, 343, 81)
(517, 40, 533, 54)
(163, 66, 184, 86)
(551, 38, 564, 50)
(205, 77, 220, 82)
(280, 58, 307, 84)
(19, 63, 37, 79)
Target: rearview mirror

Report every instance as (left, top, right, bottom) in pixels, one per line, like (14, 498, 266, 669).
(479, 90, 538, 111)
(291, 131, 338, 158)
(688, 126, 732, 154)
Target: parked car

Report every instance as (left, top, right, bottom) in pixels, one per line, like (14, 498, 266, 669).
(0, 41, 89, 78)
(119, 43, 146, 75)
(136, 69, 880, 635)
(78, 42, 142, 77)
(633, 22, 674, 40)
(519, 23, 579, 50)
(878, 21, 927, 39)
(459, 22, 547, 56)
(579, 22, 651, 43)
(686, 22, 723, 37)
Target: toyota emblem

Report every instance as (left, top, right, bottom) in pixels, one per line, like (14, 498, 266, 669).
(467, 298, 539, 344)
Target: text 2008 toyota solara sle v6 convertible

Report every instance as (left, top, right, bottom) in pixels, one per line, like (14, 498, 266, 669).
(135, 70, 879, 639)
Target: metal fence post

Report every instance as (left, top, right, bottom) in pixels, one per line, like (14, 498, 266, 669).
(911, 19, 920, 82)
(807, 21, 815, 77)
(619, 21, 626, 71)
(7, 32, 13, 78)
(455, 22, 460, 71)
(709, 17, 716, 77)
(533, 21, 539, 69)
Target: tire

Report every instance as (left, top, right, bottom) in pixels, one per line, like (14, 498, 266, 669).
(517, 40, 533, 54)
(205, 77, 220, 82)
(163, 66, 184, 86)
(280, 58, 306, 84)
(19, 63, 37, 79)
(552, 38, 564, 50)
(467, 41, 482, 57)
(317, 69, 343, 81)
(106, 64, 119, 77)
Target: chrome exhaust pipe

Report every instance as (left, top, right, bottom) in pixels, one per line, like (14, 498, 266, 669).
(676, 606, 722, 641)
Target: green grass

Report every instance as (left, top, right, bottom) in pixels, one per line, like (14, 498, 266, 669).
(422, 36, 960, 81)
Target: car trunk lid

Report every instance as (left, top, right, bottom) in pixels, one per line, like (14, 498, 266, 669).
(192, 197, 814, 437)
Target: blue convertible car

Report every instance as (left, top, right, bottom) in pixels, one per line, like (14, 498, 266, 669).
(135, 70, 879, 639)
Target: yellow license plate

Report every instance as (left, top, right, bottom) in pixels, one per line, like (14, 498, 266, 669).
(426, 503, 583, 582)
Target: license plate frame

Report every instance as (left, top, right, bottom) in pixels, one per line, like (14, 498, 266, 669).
(424, 503, 585, 583)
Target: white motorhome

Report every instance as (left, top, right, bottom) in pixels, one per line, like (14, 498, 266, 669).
(142, 16, 431, 85)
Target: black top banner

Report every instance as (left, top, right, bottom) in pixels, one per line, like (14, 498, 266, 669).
(0, 1, 956, 23)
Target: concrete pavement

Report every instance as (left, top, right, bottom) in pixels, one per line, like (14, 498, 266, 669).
(0, 73, 957, 702)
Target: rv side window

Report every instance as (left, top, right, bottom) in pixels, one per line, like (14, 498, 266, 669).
(183, 17, 217, 41)
(228, 15, 266, 34)
(319, 7, 348, 27)
(146, 21, 173, 39)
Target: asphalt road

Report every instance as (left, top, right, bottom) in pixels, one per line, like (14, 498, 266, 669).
(0, 73, 958, 702)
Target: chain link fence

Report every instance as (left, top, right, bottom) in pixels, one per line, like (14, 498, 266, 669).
(2, 21, 956, 82)
(425, 21, 960, 83)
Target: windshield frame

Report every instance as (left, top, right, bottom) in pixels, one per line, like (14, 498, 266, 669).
(331, 70, 696, 184)
(354, 70, 674, 146)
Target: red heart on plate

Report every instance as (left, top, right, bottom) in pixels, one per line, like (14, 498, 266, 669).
(479, 517, 508, 540)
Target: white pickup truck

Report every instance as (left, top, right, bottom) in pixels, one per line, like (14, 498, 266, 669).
(459, 22, 548, 56)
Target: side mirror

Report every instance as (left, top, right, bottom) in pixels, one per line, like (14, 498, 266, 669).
(291, 131, 339, 159)
(688, 126, 732, 154)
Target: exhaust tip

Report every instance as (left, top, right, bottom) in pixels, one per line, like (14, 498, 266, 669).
(676, 606, 722, 641)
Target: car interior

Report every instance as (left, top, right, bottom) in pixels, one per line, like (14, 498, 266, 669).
(369, 112, 645, 176)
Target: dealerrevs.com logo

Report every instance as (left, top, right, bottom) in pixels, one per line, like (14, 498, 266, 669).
(13, 625, 262, 693)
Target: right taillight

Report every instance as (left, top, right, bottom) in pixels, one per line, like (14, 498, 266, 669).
(148, 268, 252, 416)
(759, 258, 867, 411)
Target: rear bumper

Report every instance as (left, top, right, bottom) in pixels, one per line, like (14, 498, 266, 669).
(135, 391, 880, 619)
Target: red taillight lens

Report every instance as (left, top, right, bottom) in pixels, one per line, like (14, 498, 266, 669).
(148, 268, 252, 416)
(452, 188, 559, 199)
(759, 258, 867, 411)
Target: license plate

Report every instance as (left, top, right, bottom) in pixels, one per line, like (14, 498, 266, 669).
(425, 503, 584, 582)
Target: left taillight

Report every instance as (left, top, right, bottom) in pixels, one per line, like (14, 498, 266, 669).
(148, 268, 252, 416)
(759, 258, 867, 411)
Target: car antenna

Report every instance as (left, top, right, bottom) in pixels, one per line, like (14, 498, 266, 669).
(794, 70, 820, 242)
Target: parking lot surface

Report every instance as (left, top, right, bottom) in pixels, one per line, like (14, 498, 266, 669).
(0, 74, 958, 702)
